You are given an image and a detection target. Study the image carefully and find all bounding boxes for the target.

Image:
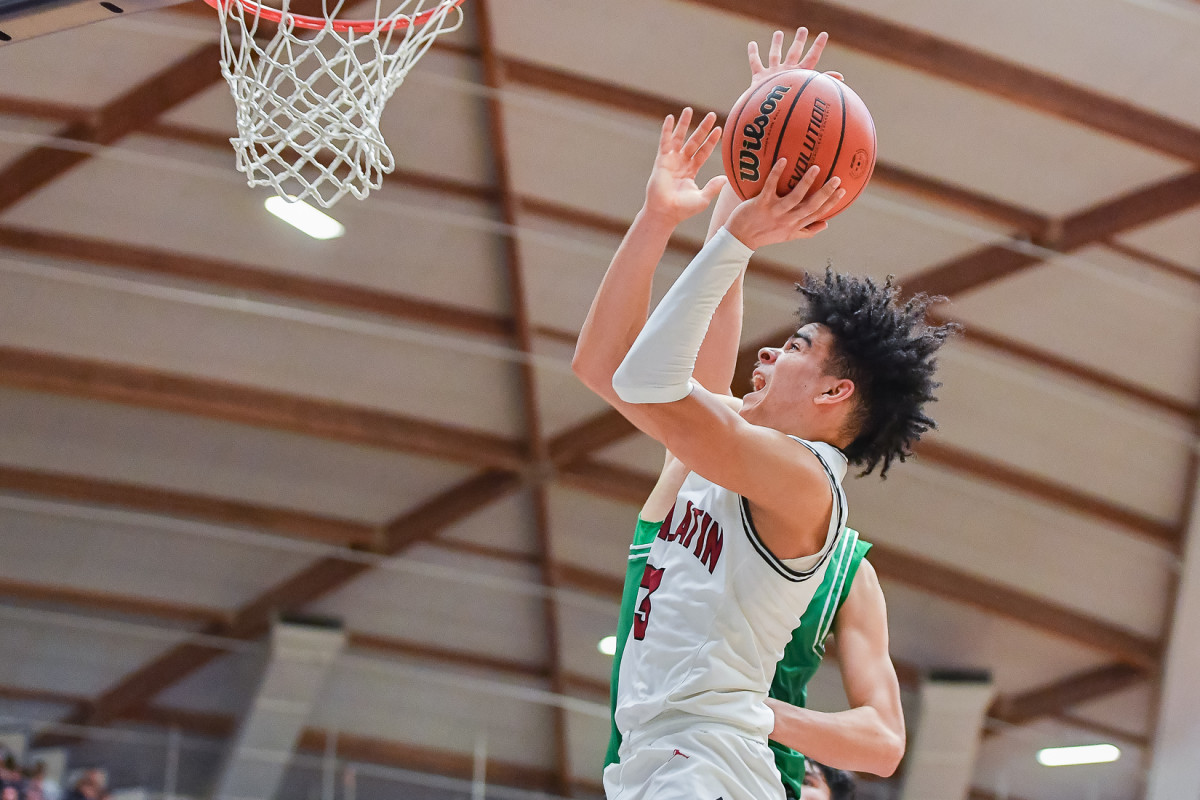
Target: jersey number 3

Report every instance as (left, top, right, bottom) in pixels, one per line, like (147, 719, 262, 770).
(633, 564, 665, 640)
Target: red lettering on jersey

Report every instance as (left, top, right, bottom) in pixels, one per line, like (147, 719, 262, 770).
(699, 522, 723, 574)
(658, 499, 724, 574)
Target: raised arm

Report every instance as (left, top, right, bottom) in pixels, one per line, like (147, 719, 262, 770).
(695, 27, 834, 396)
(572, 109, 726, 407)
(765, 560, 906, 776)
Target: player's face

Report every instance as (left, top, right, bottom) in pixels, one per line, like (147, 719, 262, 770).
(799, 765, 831, 800)
(744, 323, 841, 417)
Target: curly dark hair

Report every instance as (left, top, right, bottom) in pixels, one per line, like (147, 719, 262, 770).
(810, 759, 856, 800)
(796, 268, 959, 477)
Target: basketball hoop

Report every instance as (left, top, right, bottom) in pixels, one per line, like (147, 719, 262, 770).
(203, 0, 465, 207)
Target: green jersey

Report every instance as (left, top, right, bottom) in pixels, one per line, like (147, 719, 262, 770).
(606, 516, 871, 798)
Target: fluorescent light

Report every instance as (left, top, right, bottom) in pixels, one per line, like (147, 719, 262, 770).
(264, 196, 345, 239)
(1036, 744, 1121, 766)
(597, 635, 617, 656)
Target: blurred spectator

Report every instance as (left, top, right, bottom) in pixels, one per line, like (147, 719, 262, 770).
(63, 769, 105, 800)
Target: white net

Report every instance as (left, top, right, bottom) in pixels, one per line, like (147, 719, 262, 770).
(213, 0, 464, 207)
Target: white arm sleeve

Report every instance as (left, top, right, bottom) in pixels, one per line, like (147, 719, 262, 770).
(612, 227, 754, 404)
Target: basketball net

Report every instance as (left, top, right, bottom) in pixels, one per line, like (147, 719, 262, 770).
(207, 0, 464, 207)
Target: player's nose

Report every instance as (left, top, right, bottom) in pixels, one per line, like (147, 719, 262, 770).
(758, 347, 779, 363)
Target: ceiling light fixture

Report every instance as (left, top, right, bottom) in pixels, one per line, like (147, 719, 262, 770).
(1036, 744, 1121, 767)
(597, 635, 617, 656)
(264, 196, 345, 240)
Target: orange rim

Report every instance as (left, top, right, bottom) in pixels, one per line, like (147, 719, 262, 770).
(202, 0, 464, 33)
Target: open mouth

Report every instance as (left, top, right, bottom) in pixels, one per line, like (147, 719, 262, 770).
(751, 370, 766, 392)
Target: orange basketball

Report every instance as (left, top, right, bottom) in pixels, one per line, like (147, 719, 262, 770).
(721, 69, 876, 220)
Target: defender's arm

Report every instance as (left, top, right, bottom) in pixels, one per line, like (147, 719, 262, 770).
(766, 560, 906, 776)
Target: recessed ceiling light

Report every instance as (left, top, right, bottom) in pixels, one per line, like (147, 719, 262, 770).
(597, 635, 617, 656)
(264, 196, 345, 240)
(1036, 744, 1120, 767)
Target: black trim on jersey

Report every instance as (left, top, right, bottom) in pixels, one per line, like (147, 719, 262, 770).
(739, 439, 845, 582)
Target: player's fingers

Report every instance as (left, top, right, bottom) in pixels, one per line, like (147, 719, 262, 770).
(700, 174, 728, 204)
(825, 71, 844, 82)
(781, 164, 821, 206)
(798, 31, 830, 70)
(691, 124, 723, 167)
(794, 176, 841, 217)
(810, 186, 847, 221)
(768, 30, 784, 68)
(760, 157, 790, 199)
(682, 112, 718, 159)
(672, 107, 694, 146)
(748, 41, 765, 75)
(799, 220, 829, 238)
(659, 114, 675, 153)
(784, 27, 808, 66)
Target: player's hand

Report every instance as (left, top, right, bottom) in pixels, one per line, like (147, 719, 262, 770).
(643, 108, 727, 225)
(724, 160, 845, 250)
(748, 28, 843, 85)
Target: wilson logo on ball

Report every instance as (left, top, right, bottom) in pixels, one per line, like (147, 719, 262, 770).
(737, 84, 791, 183)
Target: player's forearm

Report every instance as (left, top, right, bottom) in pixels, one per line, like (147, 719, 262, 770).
(692, 185, 747, 394)
(767, 700, 905, 777)
(572, 207, 678, 398)
(611, 228, 754, 404)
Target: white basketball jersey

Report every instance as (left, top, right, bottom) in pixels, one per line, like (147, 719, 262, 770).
(613, 437, 849, 746)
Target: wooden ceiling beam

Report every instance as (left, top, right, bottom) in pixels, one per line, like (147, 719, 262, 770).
(917, 439, 1178, 549)
(347, 630, 550, 681)
(0, 576, 229, 628)
(990, 662, 1146, 726)
(867, 545, 1160, 670)
(0, 224, 514, 340)
(475, 4, 571, 793)
(0, 347, 529, 472)
(0, 465, 377, 548)
(682, 0, 1200, 163)
(1104, 241, 1200, 286)
(0, 44, 222, 213)
(66, 469, 520, 731)
(903, 167, 1200, 298)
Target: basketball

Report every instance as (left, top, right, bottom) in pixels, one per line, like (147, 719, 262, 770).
(721, 69, 877, 220)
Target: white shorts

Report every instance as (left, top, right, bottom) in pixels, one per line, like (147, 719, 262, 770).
(602, 728, 786, 800)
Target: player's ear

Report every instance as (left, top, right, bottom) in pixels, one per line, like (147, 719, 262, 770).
(814, 378, 855, 406)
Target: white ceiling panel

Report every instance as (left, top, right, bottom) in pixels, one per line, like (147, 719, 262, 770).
(949, 245, 1200, 405)
(0, 502, 316, 612)
(547, 485, 640, 581)
(315, 655, 559, 770)
(0, 609, 187, 697)
(879, 582, 1114, 697)
(0, 18, 206, 109)
(930, 340, 1192, 523)
(974, 717, 1145, 800)
(434, 489, 540, 558)
(1070, 681, 1156, 741)
(0, 259, 524, 436)
(556, 595, 620, 687)
(823, 0, 1200, 129)
(0, 136, 512, 317)
(1116, 205, 1200, 271)
(305, 544, 550, 667)
(851, 460, 1175, 639)
(0, 115, 63, 172)
(0, 388, 472, 522)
